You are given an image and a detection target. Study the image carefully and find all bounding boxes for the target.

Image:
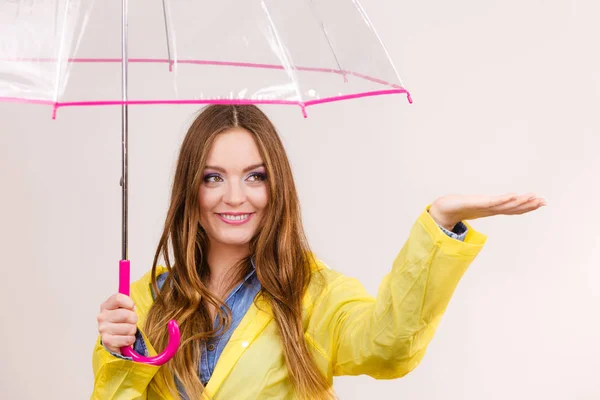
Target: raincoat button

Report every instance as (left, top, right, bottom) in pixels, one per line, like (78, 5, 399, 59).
(208, 344, 215, 351)
(241, 341, 249, 348)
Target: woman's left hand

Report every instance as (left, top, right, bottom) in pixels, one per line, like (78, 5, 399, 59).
(428, 192, 547, 231)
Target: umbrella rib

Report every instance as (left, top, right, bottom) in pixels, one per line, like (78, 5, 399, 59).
(352, 0, 405, 90)
(306, 0, 348, 82)
(161, 0, 175, 71)
(52, 0, 72, 113)
(259, 0, 304, 110)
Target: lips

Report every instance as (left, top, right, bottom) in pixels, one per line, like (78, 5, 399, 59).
(220, 213, 250, 222)
(216, 213, 254, 225)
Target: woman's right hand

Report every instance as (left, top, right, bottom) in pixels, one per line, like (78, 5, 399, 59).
(97, 293, 138, 354)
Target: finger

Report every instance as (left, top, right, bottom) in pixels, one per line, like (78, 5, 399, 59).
(98, 320, 136, 336)
(102, 293, 135, 311)
(103, 334, 136, 351)
(505, 197, 547, 215)
(486, 192, 518, 208)
(489, 192, 537, 211)
(105, 323, 138, 337)
(105, 309, 138, 325)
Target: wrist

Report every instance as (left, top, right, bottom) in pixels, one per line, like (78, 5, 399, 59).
(428, 206, 459, 231)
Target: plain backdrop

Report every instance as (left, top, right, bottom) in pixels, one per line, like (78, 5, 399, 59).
(1, 0, 599, 399)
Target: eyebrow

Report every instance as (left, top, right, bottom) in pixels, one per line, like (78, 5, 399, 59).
(204, 163, 265, 173)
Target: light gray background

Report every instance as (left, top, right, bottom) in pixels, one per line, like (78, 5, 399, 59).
(1, 1, 598, 399)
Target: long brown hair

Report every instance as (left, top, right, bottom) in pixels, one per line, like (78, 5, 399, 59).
(144, 105, 332, 399)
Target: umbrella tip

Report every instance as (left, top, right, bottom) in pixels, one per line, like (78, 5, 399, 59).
(52, 104, 58, 120)
(406, 92, 413, 104)
(300, 105, 308, 118)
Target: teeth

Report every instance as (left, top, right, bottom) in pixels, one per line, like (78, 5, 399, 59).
(221, 214, 249, 221)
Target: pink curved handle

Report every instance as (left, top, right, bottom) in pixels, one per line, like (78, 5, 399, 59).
(119, 260, 180, 366)
(120, 320, 180, 365)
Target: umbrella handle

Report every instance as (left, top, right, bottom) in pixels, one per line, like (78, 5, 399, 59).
(118, 260, 181, 366)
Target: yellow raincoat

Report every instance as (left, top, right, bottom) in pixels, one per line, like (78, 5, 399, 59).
(91, 207, 487, 399)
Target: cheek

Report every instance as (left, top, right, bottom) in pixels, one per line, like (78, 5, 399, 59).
(199, 187, 221, 214)
(249, 186, 269, 211)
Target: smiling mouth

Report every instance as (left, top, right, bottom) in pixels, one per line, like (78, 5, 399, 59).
(217, 213, 253, 222)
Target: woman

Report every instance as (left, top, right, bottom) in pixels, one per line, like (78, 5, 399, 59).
(93, 105, 545, 399)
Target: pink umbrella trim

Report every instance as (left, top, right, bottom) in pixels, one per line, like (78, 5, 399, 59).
(0, 57, 412, 118)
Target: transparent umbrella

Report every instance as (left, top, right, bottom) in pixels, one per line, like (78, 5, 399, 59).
(0, 0, 411, 365)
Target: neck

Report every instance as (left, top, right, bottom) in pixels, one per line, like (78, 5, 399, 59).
(206, 241, 250, 291)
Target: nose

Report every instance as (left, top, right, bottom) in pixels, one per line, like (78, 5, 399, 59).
(223, 179, 246, 207)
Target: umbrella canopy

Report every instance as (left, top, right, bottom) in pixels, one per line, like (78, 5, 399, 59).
(0, 0, 410, 117)
(0, 0, 412, 365)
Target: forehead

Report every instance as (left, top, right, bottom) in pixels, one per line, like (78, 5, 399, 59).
(205, 128, 263, 168)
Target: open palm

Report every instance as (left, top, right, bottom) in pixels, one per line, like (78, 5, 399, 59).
(429, 192, 547, 230)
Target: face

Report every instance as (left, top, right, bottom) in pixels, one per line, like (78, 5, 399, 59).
(199, 128, 269, 249)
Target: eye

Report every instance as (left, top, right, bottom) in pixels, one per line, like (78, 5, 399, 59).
(203, 174, 223, 183)
(247, 172, 267, 182)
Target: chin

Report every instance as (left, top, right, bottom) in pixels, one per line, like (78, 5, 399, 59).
(214, 231, 255, 246)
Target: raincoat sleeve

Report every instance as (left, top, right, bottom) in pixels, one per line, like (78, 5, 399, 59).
(308, 206, 487, 379)
(91, 272, 160, 399)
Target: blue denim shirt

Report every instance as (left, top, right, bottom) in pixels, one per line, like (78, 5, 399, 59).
(192, 268, 261, 386)
(106, 220, 467, 394)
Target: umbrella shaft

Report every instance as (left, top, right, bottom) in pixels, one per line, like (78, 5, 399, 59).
(121, 0, 129, 261)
